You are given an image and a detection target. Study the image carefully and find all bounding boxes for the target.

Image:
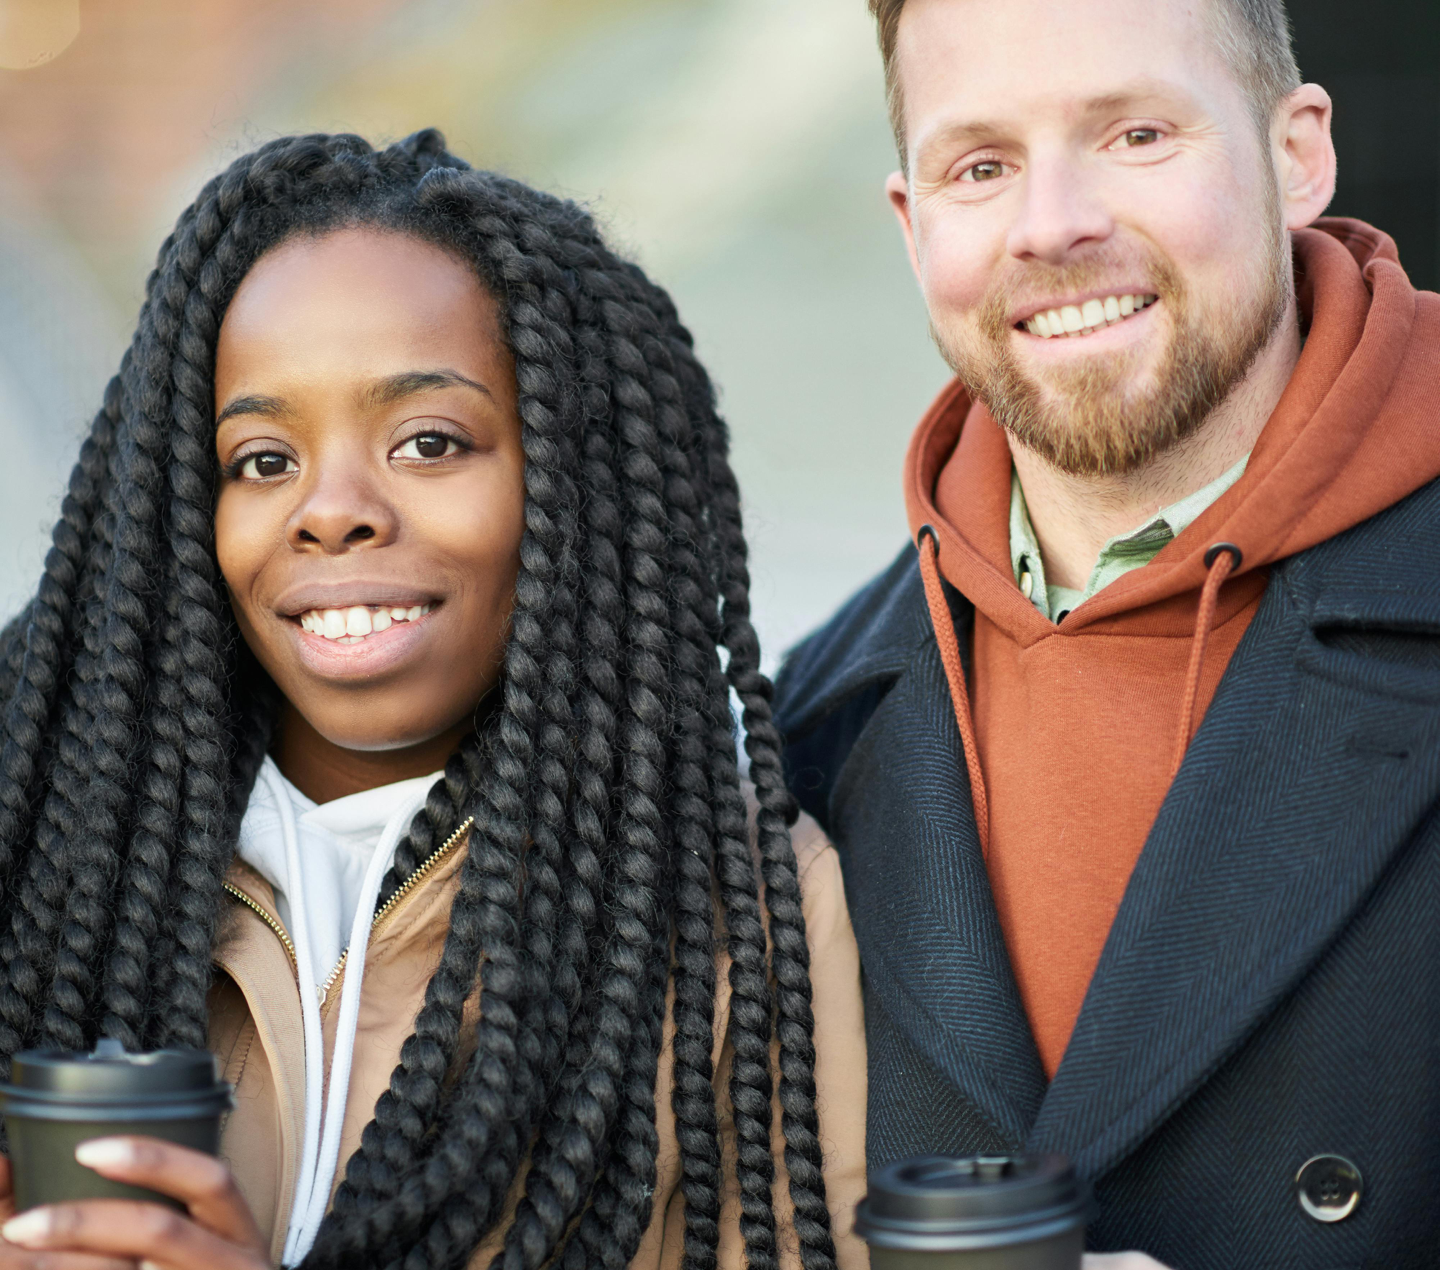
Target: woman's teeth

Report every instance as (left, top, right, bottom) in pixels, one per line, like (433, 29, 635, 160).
(297, 604, 433, 642)
(1023, 293, 1158, 339)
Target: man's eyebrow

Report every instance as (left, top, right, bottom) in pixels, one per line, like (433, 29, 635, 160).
(215, 394, 288, 427)
(917, 118, 1012, 160)
(915, 79, 1188, 166)
(1080, 80, 1184, 116)
(362, 369, 494, 408)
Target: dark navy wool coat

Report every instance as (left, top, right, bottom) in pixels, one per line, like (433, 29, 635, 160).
(772, 477, 1440, 1269)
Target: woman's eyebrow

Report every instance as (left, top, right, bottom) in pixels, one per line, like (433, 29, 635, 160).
(215, 393, 287, 426)
(362, 369, 494, 407)
(214, 371, 492, 427)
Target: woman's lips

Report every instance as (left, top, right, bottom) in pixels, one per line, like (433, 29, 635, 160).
(285, 604, 440, 679)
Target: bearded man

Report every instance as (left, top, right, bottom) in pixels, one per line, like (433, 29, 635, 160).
(773, 1, 1440, 1266)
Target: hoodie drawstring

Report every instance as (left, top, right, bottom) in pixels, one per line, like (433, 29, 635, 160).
(1170, 542, 1242, 781)
(918, 527, 1243, 853)
(917, 525, 991, 858)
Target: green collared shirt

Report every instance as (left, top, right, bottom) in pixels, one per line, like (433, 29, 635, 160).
(1010, 454, 1249, 622)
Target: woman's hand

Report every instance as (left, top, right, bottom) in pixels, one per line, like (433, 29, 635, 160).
(0, 1152, 130, 1270)
(0, 1137, 269, 1269)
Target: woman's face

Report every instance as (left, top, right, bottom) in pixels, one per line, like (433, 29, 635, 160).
(214, 228, 525, 777)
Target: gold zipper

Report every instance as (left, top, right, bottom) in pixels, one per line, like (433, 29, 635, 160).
(371, 816, 475, 933)
(222, 881, 297, 969)
(306, 816, 475, 1010)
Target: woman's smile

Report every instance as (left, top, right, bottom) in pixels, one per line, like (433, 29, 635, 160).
(286, 599, 442, 679)
(266, 576, 446, 679)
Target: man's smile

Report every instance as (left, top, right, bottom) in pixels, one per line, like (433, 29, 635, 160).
(1017, 291, 1160, 339)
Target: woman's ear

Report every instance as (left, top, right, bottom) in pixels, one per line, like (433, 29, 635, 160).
(1275, 83, 1337, 231)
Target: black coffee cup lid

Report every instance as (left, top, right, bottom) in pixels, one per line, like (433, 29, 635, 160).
(856, 1155, 1091, 1251)
(8, 1039, 221, 1097)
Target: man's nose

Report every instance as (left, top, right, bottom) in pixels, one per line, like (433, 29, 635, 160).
(1005, 156, 1114, 265)
(286, 465, 398, 554)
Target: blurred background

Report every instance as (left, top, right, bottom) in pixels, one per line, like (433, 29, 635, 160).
(0, 0, 1434, 664)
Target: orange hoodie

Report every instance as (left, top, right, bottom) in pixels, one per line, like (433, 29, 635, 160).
(904, 220, 1440, 1077)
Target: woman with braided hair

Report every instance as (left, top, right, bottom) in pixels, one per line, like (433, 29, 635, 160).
(0, 130, 866, 1270)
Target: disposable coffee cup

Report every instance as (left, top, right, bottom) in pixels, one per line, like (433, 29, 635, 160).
(0, 1038, 233, 1212)
(856, 1154, 1090, 1270)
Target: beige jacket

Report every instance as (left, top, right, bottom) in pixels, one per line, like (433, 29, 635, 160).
(208, 806, 868, 1269)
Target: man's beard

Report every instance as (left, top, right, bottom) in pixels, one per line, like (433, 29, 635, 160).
(935, 223, 1289, 478)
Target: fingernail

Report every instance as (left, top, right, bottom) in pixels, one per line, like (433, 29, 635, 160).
(2, 1208, 51, 1244)
(76, 1137, 134, 1169)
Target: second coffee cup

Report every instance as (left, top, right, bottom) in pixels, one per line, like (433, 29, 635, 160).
(855, 1154, 1091, 1270)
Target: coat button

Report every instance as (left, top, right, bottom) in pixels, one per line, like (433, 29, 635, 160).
(1295, 1155, 1362, 1222)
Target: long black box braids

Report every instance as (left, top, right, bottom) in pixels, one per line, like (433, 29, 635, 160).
(0, 131, 837, 1270)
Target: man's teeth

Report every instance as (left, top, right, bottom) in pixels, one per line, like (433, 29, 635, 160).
(298, 604, 433, 641)
(1023, 293, 1158, 339)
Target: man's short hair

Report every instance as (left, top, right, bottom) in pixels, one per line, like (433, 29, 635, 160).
(869, 0, 1303, 167)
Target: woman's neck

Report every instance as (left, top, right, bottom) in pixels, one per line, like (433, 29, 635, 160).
(272, 700, 468, 803)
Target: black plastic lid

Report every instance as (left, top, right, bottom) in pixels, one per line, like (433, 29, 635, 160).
(8, 1039, 221, 1097)
(855, 1155, 1091, 1251)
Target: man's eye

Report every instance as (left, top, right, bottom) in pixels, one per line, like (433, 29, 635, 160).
(1120, 128, 1161, 147)
(238, 452, 296, 479)
(960, 160, 1009, 183)
(395, 433, 460, 460)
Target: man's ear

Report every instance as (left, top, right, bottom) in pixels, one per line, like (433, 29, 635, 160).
(1274, 83, 1337, 230)
(886, 170, 924, 282)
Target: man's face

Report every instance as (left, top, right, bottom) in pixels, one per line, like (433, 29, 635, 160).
(889, 0, 1292, 475)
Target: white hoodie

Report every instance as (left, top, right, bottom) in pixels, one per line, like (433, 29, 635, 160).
(237, 756, 442, 1266)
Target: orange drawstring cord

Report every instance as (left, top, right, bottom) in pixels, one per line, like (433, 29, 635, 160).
(917, 526, 991, 859)
(918, 527, 1240, 847)
(1170, 542, 1242, 782)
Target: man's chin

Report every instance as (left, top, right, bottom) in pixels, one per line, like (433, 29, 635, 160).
(1026, 376, 1157, 423)
(1005, 359, 1162, 423)
(976, 360, 1184, 477)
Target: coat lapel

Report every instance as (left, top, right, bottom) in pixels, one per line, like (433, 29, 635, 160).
(1030, 555, 1440, 1177)
(831, 632, 1047, 1148)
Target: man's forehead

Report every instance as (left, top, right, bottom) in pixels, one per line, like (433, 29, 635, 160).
(895, 0, 1217, 46)
(894, 0, 1220, 105)
(895, 0, 1230, 146)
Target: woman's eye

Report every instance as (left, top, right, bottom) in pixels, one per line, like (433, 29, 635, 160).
(959, 160, 1009, 183)
(238, 452, 296, 479)
(395, 433, 461, 460)
(1118, 128, 1161, 148)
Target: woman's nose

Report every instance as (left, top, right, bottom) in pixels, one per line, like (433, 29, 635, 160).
(286, 468, 398, 554)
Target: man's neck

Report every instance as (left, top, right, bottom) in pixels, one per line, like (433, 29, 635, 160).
(1010, 307, 1302, 591)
